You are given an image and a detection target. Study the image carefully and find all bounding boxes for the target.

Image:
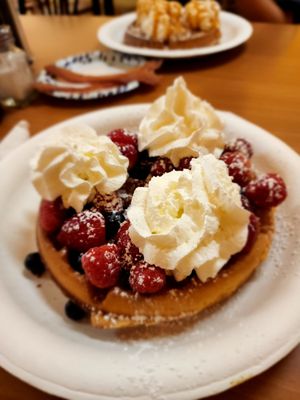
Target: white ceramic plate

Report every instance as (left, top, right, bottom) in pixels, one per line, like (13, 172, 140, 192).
(98, 12, 253, 59)
(0, 105, 299, 400)
(36, 51, 146, 100)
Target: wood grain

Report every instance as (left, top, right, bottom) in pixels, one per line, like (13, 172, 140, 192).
(0, 15, 299, 400)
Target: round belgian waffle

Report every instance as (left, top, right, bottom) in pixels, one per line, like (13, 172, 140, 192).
(37, 208, 274, 329)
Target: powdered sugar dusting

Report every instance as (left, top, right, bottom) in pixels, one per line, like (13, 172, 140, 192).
(62, 210, 104, 240)
(92, 191, 123, 213)
(262, 209, 300, 280)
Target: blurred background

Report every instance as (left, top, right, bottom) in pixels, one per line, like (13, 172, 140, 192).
(6, 0, 299, 23)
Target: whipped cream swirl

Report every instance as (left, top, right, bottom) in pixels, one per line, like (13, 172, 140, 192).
(185, 0, 220, 32)
(128, 155, 250, 282)
(31, 125, 128, 212)
(136, 0, 220, 42)
(138, 77, 224, 166)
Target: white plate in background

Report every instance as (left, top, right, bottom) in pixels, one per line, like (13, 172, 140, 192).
(98, 12, 253, 59)
(0, 105, 299, 400)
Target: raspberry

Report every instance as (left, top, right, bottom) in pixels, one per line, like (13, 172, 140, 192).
(129, 261, 166, 294)
(115, 142, 138, 170)
(177, 157, 194, 171)
(244, 173, 287, 208)
(107, 128, 138, 148)
(240, 213, 260, 254)
(224, 138, 253, 158)
(240, 194, 253, 212)
(107, 128, 138, 170)
(57, 210, 106, 252)
(220, 151, 254, 187)
(81, 244, 121, 289)
(149, 157, 174, 177)
(116, 220, 143, 268)
(39, 198, 67, 234)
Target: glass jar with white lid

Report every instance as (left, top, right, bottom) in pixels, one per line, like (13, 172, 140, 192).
(0, 25, 33, 107)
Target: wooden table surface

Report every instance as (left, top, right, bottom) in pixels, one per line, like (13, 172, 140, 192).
(0, 15, 299, 400)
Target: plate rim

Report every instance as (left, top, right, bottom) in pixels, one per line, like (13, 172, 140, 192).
(0, 334, 299, 400)
(97, 11, 253, 59)
(0, 104, 299, 400)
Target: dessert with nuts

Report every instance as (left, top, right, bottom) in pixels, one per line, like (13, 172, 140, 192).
(27, 78, 287, 328)
(124, 0, 221, 50)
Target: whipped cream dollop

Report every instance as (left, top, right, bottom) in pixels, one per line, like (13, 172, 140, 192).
(128, 155, 250, 282)
(136, 0, 219, 42)
(31, 125, 128, 212)
(185, 0, 220, 32)
(138, 77, 224, 166)
(136, 0, 190, 42)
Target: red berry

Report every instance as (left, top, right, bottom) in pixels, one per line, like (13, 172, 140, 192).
(116, 220, 143, 268)
(39, 198, 66, 234)
(177, 157, 194, 171)
(244, 173, 287, 208)
(57, 210, 106, 252)
(220, 151, 254, 187)
(240, 213, 260, 254)
(82, 244, 121, 289)
(129, 261, 166, 294)
(107, 128, 138, 148)
(150, 157, 174, 177)
(224, 138, 253, 158)
(115, 142, 138, 170)
(240, 194, 253, 212)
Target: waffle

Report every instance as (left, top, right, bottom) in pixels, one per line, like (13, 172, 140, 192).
(124, 0, 221, 50)
(37, 208, 274, 329)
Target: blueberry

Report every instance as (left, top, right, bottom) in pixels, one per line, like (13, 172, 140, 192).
(64, 300, 86, 321)
(24, 252, 45, 277)
(118, 268, 131, 291)
(67, 250, 84, 274)
(105, 212, 125, 240)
